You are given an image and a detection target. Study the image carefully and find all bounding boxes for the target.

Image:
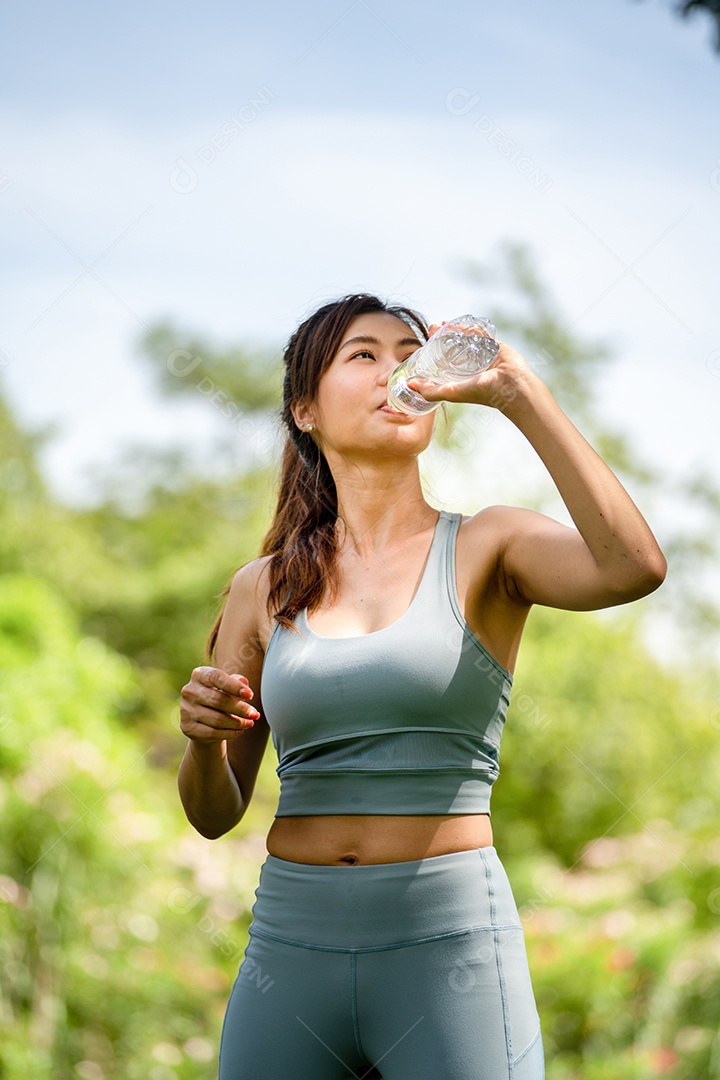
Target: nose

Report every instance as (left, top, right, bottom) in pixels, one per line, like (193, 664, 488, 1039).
(377, 353, 401, 386)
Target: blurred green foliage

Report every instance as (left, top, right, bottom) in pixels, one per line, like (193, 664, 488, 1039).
(0, 574, 280, 1078)
(460, 241, 720, 655)
(2, 244, 719, 1077)
(502, 605, 720, 1076)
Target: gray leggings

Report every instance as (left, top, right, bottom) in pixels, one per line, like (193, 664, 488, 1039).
(218, 845, 544, 1079)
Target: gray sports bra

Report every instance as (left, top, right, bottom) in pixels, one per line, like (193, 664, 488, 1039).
(260, 510, 513, 816)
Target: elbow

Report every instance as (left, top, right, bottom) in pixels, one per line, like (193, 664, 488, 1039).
(650, 553, 668, 590)
(639, 549, 668, 594)
(196, 824, 230, 841)
(179, 801, 242, 841)
(190, 816, 239, 841)
(611, 554, 667, 602)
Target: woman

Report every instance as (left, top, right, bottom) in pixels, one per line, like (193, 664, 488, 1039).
(177, 293, 666, 1080)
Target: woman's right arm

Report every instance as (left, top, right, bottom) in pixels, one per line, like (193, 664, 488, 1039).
(177, 559, 271, 840)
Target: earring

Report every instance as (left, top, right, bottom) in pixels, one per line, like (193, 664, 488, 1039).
(306, 424, 315, 431)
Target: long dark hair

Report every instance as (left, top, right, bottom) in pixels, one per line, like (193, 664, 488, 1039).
(206, 292, 431, 659)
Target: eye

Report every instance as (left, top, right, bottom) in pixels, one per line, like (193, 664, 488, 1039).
(349, 349, 417, 362)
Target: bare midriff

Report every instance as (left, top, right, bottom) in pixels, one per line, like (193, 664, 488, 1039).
(265, 812, 493, 866)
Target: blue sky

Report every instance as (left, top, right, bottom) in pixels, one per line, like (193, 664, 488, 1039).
(1, 0, 719, 535)
(2, 0, 715, 131)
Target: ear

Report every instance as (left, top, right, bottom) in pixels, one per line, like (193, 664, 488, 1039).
(291, 399, 316, 432)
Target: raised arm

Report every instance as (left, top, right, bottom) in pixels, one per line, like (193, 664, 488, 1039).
(408, 342, 667, 612)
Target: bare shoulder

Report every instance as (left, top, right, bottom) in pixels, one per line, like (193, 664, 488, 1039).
(459, 503, 537, 535)
(224, 555, 276, 654)
(456, 504, 531, 564)
(230, 553, 274, 595)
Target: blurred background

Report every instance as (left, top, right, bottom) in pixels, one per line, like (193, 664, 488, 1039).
(1, 1, 720, 1077)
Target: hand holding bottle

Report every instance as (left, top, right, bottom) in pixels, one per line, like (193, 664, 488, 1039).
(402, 325, 538, 416)
(387, 315, 500, 415)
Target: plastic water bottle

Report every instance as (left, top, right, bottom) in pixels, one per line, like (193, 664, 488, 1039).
(386, 315, 500, 415)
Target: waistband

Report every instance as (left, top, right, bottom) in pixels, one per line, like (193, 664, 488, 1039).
(275, 770, 493, 816)
(247, 845, 523, 951)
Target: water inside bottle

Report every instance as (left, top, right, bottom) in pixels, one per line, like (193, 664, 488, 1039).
(440, 329, 499, 374)
(386, 367, 439, 414)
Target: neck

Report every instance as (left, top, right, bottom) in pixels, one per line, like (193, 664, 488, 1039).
(332, 461, 438, 557)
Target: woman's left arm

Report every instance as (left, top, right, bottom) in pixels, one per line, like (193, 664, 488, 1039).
(408, 341, 668, 611)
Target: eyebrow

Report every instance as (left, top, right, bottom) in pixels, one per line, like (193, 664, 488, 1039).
(339, 334, 421, 351)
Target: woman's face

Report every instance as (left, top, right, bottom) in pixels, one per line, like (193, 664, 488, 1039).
(294, 311, 437, 463)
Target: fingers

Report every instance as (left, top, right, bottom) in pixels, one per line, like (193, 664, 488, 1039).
(182, 706, 253, 741)
(180, 666, 261, 743)
(407, 378, 443, 401)
(194, 666, 249, 695)
(193, 667, 256, 711)
(181, 714, 246, 743)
